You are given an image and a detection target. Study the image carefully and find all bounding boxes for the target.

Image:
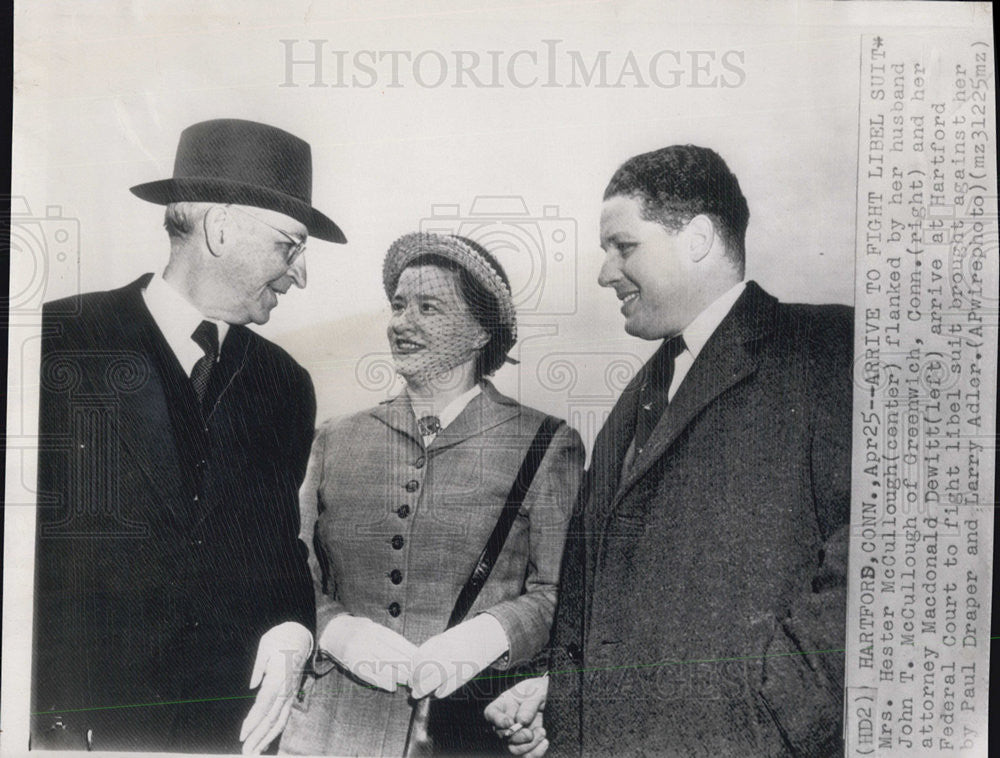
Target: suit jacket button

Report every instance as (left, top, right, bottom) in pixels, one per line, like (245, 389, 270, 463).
(414, 456, 426, 469)
(567, 643, 583, 664)
(391, 535, 405, 550)
(387, 602, 401, 617)
(397, 504, 411, 518)
(390, 569, 403, 584)
(405, 479, 419, 492)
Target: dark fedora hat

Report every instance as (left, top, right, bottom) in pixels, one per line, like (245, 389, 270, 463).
(130, 119, 346, 243)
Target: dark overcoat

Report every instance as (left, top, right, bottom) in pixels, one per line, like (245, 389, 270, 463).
(547, 282, 853, 757)
(31, 274, 316, 753)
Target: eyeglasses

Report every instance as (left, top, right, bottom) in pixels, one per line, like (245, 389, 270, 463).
(227, 205, 307, 265)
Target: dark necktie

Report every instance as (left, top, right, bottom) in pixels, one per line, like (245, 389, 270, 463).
(633, 335, 686, 453)
(190, 320, 219, 406)
(417, 415, 442, 437)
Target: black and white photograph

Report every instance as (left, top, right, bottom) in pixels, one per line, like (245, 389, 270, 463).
(4, 2, 996, 757)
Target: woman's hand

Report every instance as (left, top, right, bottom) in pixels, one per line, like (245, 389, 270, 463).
(240, 621, 313, 755)
(320, 615, 417, 691)
(409, 613, 510, 699)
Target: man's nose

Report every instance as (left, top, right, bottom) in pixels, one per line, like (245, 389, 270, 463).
(288, 255, 307, 289)
(597, 252, 620, 288)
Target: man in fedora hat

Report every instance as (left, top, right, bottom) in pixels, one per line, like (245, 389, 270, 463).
(31, 119, 346, 753)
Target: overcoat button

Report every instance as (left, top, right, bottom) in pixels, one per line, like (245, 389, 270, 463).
(405, 480, 419, 492)
(387, 602, 401, 617)
(391, 535, 405, 550)
(414, 457, 426, 469)
(390, 569, 403, 584)
(397, 504, 411, 518)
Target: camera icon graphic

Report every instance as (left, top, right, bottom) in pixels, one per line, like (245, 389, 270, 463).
(420, 196, 578, 316)
(6, 196, 81, 317)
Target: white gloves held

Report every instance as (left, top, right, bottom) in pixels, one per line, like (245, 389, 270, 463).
(319, 614, 418, 692)
(320, 613, 510, 700)
(410, 613, 510, 699)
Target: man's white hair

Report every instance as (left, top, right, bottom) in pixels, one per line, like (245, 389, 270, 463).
(164, 202, 213, 240)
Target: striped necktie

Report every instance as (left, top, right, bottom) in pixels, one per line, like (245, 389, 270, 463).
(190, 320, 219, 407)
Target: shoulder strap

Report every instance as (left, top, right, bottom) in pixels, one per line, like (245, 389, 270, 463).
(446, 415, 562, 628)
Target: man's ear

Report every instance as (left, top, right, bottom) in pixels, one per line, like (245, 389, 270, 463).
(202, 205, 229, 258)
(473, 328, 490, 350)
(684, 214, 716, 263)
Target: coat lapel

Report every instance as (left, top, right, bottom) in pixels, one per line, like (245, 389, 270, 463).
(430, 382, 519, 453)
(586, 372, 644, 524)
(370, 392, 423, 448)
(105, 277, 193, 527)
(369, 381, 521, 453)
(613, 282, 778, 505)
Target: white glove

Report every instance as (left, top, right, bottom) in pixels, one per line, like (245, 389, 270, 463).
(240, 621, 313, 755)
(410, 613, 510, 699)
(319, 614, 417, 692)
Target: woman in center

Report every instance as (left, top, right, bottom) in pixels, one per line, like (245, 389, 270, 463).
(281, 233, 584, 756)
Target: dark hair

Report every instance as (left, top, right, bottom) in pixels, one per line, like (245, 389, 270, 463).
(406, 241, 515, 378)
(603, 145, 749, 266)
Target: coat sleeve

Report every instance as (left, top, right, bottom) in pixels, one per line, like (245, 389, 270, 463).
(480, 422, 586, 669)
(282, 366, 320, 632)
(297, 419, 354, 676)
(756, 308, 853, 756)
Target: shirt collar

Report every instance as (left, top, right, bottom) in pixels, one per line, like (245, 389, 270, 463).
(437, 384, 483, 430)
(680, 281, 746, 361)
(406, 383, 483, 442)
(142, 274, 230, 376)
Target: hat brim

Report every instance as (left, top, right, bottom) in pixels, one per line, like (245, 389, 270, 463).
(129, 177, 347, 244)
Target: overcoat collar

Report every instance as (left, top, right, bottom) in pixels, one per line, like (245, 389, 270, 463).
(610, 281, 779, 505)
(370, 380, 520, 452)
(100, 275, 194, 526)
(107, 274, 254, 527)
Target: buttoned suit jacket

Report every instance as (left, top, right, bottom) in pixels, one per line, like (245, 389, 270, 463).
(280, 381, 585, 756)
(547, 282, 853, 757)
(31, 274, 316, 753)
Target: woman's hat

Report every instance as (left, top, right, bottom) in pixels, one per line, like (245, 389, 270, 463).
(129, 119, 346, 244)
(383, 232, 517, 343)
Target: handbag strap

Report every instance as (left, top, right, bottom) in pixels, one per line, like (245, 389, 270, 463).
(445, 415, 562, 629)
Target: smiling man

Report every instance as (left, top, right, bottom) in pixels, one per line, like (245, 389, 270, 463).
(31, 119, 345, 753)
(487, 145, 853, 757)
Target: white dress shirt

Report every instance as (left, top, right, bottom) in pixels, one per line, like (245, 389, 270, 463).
(142, 275, 229, 375)
(667, 280, 746, 401)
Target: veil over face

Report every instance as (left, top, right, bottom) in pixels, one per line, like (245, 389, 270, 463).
(387, 264, 488, 385)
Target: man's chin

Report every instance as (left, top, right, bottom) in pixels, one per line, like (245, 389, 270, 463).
(245, 307, 273, 326)
(623, 319, 669, 341)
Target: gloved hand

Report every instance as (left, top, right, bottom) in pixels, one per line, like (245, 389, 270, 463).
(409, 613, 510, 699)
(319, 614, 417, 692)
(240, 621, 313, 755)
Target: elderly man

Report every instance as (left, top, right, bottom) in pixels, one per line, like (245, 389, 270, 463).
(31, 119, 345, 754)
(487, 145, 852, 757)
